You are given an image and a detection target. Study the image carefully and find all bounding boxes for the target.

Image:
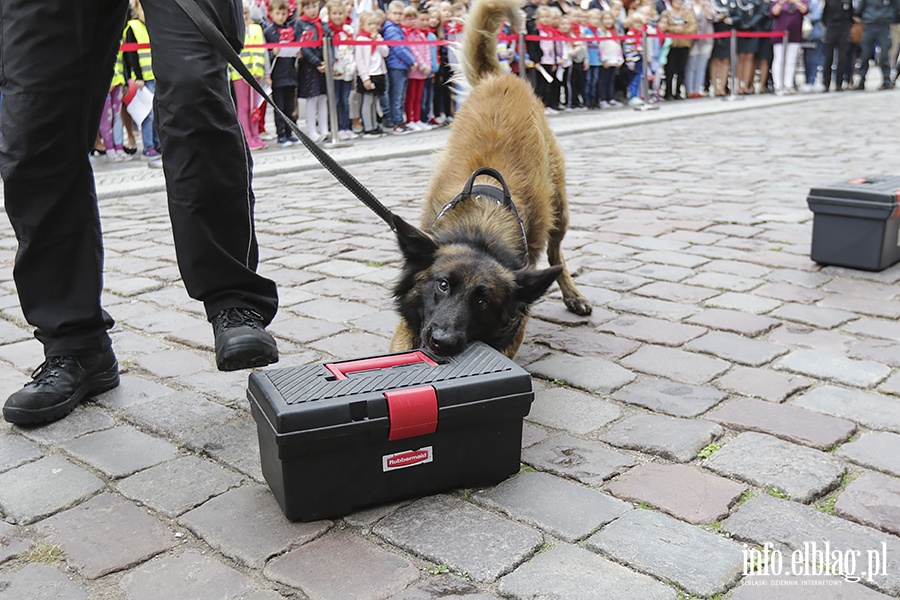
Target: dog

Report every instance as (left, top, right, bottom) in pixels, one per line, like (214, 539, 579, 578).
(389, 0, 592, 359)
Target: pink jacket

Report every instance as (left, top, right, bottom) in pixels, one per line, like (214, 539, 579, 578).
(406, 27, 430, 80)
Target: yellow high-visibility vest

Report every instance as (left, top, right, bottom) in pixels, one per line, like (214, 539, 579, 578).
(231, 23, 267, 81)
(110, 50, 126, 87)
(126, 19, 154, 81)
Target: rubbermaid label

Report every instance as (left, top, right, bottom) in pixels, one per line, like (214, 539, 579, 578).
(382, 447, 433, 471)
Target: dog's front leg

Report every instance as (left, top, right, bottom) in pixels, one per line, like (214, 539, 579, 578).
(389, 321, 418, 352)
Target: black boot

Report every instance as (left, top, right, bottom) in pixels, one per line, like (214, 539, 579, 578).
(3, 348, 119, 425)
(212, 308, 278, 371)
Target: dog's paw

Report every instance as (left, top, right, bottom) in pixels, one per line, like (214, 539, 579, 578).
(565, 295, 593, 316)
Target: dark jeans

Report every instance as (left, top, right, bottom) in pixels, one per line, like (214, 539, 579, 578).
(386, 68, 408, 127)
(857, 22, 892, 83)
(334, 79, 352, 131)
(822, 21, 851, 89)
(600, 66, 617, 102)
(0, 0, 278, 356)
(665, 46, 690, 98)
(585, 65, 601, 107)
(272, 85, 297, 138)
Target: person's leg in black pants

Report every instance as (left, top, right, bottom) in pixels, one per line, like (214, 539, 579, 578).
(0, 0, 125, 358)
(143, 0, 279, 357)
(0, 0, 126, 424)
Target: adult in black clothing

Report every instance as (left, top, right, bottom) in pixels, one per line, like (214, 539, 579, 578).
(821, 0, 853, 90)
(523, 0, 544, 90)
(0, 0, 280, 426)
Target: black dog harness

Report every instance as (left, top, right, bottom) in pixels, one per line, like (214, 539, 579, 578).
(434, 167, 529, 263)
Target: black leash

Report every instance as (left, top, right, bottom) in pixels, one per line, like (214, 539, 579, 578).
(172, 0, 397, 229)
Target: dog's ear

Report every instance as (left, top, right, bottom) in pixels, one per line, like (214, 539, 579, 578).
(514, 266, 563, 305)
(393, 214, 438, 263)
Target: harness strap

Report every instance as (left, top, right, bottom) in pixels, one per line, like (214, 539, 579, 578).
(172, 0, 397, 229)
(435, 168, 529, 262)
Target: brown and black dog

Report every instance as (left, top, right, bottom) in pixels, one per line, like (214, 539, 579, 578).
(389, 0, 591, 359)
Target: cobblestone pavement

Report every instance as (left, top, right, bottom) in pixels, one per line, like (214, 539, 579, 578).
(1, 90, 900, 599)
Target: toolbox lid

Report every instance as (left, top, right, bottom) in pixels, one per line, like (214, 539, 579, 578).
(808, 176, 900, 220)
(247, 342, 532, 439)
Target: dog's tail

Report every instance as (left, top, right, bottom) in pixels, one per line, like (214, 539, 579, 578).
(460, 0, 523, 87)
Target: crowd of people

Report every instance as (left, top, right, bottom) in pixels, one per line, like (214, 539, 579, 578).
(90, 0, 900, 160)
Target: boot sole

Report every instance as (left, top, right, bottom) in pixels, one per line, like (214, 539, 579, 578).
(2, 369, 120, 426)
(216, 340, 278, 372)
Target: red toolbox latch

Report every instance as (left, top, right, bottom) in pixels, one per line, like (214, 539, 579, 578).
(385, 386, 438, 441)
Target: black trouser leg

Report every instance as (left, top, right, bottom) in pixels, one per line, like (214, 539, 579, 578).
(143, 0, 278, 325)
(0, 0, 126, 356)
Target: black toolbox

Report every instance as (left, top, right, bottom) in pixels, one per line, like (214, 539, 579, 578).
(807, 176, 900, 271)
(247, 342, 533, 521)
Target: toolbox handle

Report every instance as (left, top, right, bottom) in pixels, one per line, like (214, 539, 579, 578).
(325, 351, 438, 380)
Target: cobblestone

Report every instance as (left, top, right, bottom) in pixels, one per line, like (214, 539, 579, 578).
(497, 544, 676, 600)
(836, 432, 900, 476)
(179, 486, 331, 568)
(793, 386, 900, 433)
(474, 471, 631, 542)
(116, 455, 243, 517)
(0, 563, 90, 600)
(775, 350, 891, 388)
(0, 455, 104, 524)
(607, 462, 746, 523)
(703, 432, 844, 503)
(526, 353, 635, 395)
(620, 345, 730, 384)
(522, 433, 637, 486)
(833, 471, 900, 536)
(586, 509, 744, 597)
(119, 550, 260, 600)
(526, 386, 623, 435)
(35, 493, 176, 579)
(706, 398, 856, 449)
(597, 413, 723, 462)
(373, 495, 543, 582)
(611, 377, 727, 417)
(60, 425, 178, 478)
(723, 494, 900, 596)
(0, 91, 898, 599)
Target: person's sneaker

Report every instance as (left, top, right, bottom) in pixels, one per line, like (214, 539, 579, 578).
(288, 136, 301, 145)
(277, 136, 291, 147)
(3, 348, 119, 425)
(147, 157, 163, 169)
(142, 147, 160, 159)
(392, 124, 411, 135)
(879, 81, 894, 90)
(212, 308, 278, 372)
(362, 129, 383, 139)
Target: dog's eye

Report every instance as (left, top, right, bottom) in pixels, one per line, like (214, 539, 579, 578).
(437, 278, 450, 293)
(475, 298, 488, 311)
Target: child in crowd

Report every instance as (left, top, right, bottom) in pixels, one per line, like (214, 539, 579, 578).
(584, 9, 603, 108)
(497, 17, 517, 74)
(231, 0, 268, 150)
(327, 0, 357, 140)
(123, 0, 160, 159)
(355, 11, 389, 137)
(99, 45, 128, 161)
(403, 6, 431, 130)
(568, 8, 589, 108)
(444, 2, 466, 112)
(536, 6, 560, 112)
(421, 9, 441, 124)
(623, 7, 647, 105)
(598, 10, 624, 106)
(433, 1, 457, 123)
(558, 15, 576, 108)
(297, 0, 330, 142)
(382, 0, 417, 134)
(264, 0, 301, 146)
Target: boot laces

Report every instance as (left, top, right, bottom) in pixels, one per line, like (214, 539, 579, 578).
(29, 356, 71, 386)
(215, 308, 265, 332)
